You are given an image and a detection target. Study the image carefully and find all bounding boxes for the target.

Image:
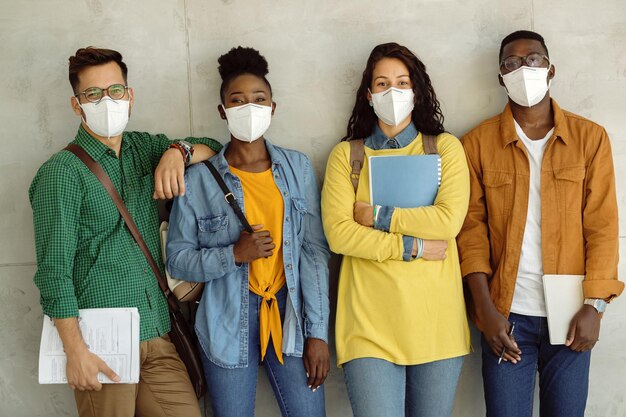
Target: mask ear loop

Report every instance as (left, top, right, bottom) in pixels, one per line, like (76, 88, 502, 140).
(499, 73, 510, 95)
(546, 62, 553, 90)
(73, 96, 89, 126)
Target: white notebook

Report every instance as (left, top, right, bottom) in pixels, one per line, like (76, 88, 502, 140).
(542, 274, 585, 345)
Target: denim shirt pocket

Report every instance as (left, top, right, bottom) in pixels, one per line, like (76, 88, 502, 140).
(291, 197, 308, 242)
(197, 214, 232, 247)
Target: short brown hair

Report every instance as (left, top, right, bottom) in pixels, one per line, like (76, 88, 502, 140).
(68, 47, 128, 94)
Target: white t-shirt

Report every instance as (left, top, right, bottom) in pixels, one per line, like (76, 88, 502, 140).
(509, 121, 554, 317)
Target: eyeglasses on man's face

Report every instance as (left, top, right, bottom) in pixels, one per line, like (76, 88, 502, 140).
(75, 84, 129, 103)
(500, 53, 550, 72)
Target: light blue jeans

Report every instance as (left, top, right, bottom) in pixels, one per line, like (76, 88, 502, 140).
(343, 356, 464, 417)
(200, 287, 326, 417)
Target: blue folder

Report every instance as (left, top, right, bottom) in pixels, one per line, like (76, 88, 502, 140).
(368, 155, 441, 208)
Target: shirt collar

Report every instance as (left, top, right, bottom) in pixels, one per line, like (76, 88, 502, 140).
(72, 124, 129, 160)
(365, 122, 418, 150)
(212, 139, 282, 177)
(499, 98, 570, 148)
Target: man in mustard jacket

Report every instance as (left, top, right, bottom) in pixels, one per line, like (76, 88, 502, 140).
(457, 30, 623, 417)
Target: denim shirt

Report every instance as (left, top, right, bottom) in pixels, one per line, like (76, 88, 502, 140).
(166, 140, 330, 368)
(365, 122, 419, 260)
(365, 122, 418, 151)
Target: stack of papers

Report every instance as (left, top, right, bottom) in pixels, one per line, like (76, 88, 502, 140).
(38, 307, 140, 384)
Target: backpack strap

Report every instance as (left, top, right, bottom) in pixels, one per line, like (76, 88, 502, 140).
(422, 134, 439, 155)
(348, 133, 440, 193)
(349, 139, 365, 194)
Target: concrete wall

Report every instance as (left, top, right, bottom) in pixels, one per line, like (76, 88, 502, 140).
(1, 0, 625, 416)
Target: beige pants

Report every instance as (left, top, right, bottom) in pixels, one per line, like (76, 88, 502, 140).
(74, 335, 201, 417)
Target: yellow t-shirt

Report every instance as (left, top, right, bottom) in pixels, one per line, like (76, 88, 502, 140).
(321, 133, 471, 366)
(229, 166, 286, 363)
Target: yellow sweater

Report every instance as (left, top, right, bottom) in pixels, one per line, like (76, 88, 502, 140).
(321, 132, 471, 366)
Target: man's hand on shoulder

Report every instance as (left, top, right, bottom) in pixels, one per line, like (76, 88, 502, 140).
(154, 148, 186, 200)
(153, 144, 217, 199)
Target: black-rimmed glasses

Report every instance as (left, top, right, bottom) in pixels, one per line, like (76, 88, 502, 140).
(500, 53, 549, 72)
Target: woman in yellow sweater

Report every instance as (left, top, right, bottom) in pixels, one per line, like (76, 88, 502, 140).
(321, 42, 470, 417)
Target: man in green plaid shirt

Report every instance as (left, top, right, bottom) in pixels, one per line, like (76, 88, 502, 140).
(29, 47, 221, 417)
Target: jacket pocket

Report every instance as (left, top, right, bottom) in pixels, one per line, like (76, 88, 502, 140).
(291, 197, 308, 241)
(197, 214, 231, 247)
(554, 167, 585, 214)
(483, 171, 514, 217)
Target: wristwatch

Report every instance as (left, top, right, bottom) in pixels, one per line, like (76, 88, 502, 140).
(584, 298, 607, 313)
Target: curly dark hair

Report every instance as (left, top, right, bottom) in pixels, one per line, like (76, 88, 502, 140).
(218, 46, 272, 103)
(342, 42, 445, 141)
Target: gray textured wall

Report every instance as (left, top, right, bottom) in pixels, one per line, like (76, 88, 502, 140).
(1, 1, 625, 416)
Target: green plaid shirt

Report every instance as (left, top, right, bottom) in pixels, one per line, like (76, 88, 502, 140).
(29, 126, 221, 341)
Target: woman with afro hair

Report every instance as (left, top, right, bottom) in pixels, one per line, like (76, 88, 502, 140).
(166, 46, 330, 417)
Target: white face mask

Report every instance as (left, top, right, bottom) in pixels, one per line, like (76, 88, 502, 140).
(222, 103, 272, 143)
(78, 97, 130, 138)
(369, 87, 415, 126)
(501, 66, 551, 107)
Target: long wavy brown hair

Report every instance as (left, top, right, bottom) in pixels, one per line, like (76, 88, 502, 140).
(342, 42, 445, 141)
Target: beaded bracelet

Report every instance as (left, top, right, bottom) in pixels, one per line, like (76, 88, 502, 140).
(169, 143, 189, 166)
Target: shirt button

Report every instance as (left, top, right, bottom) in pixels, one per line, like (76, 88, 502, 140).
(143, 268, 148, 273)
(285, 218, 290, 223)
(285, 240, 290, 246)
(274, 174, 280, 179)
(289, 288, 295, 293)
(283, 191, 289, 196)
(286, 264, 292, 269)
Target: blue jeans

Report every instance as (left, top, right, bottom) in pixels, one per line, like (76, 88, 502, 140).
(343, 356, 464, 417)
(482, 312, 591, 417)
(200, 286, 325, 417)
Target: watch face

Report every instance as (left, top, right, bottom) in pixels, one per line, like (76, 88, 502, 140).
(586, 299, 607, 313)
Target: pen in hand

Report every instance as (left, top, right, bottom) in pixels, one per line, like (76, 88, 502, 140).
(498, 322, 516, 365)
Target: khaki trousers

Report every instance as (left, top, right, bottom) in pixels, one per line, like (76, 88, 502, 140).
(74, 335, 201, 417)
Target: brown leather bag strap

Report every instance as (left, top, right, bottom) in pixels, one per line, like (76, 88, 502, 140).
(349, 139, 365, 193)
(64, 144, 181, 314)
(422, 134, 439, 155)
(349, 134, 438, 192)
